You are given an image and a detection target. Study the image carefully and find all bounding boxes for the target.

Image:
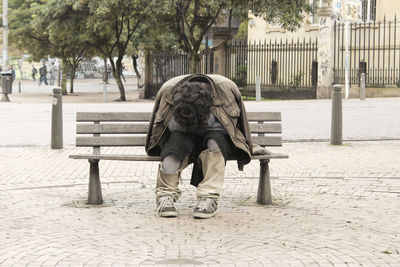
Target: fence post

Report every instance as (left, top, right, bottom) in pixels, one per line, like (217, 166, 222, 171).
(317, 6, 335, 99)
(331, 84, 343, 145)
(51, 87, 63, 149)
(212, 31, 229, 76)
(271, 61, 277, 84)
(360, 73, 366, 100)
(138, 42, 154, 99)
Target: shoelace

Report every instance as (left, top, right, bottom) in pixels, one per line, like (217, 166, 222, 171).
(196, 198, 216, 211)
(157, 196, 174, 215)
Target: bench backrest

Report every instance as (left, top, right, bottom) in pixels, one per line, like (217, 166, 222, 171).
(75, 112, 282, 150)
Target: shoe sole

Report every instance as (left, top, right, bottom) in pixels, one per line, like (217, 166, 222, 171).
(160, 211, 178, 217)
(193, 211, 216, 219)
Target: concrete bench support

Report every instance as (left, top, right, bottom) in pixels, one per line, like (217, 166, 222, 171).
(257, 159, 272, 205)
(88, 159, 103, 205)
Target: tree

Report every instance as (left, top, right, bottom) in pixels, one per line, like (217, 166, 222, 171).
(8, 0, 94, 94)
(46, 0, 95, 94)
(77, 0, 161, 101)
(166, 0, 317, 73)
(249, 0, 317, 32)
(126, 17, 180, 80)
(8, 0, 53, 61)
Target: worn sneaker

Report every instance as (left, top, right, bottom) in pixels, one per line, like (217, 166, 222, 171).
(193, 198, 217, 219)
(156, 196, 178, 217)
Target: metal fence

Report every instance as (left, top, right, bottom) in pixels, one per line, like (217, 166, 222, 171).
(225, 39, 318, 99)
(149, 39, 318, 99)
(150, 51, 214, 96)
(334, 16, 400, 87)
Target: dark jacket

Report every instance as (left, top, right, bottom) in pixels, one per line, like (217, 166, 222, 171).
(39, 65, 47, 76)
(145, 74, 253, 171)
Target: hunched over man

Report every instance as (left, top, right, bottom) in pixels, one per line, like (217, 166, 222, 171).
(146, 74, 265, 219)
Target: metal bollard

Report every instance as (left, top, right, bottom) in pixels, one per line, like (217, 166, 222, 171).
(256, 76, 261, 101)
(331, 84, 343, 145)
(103, 83, 107, 103)
(51, 87, 63, 149)
(360, 73, 366, 100)
(18, 81, 21, 93)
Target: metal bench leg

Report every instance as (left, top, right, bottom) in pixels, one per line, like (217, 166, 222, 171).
(257, 159, 272, 205)
(87, 159, 103, 205)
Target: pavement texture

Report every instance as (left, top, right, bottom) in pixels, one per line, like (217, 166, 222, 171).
(0, 79, 400, 266)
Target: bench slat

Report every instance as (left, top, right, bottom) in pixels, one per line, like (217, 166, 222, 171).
(252, 136, 282, 146)
(69, 153, 288, 161)
(76, 136, 147, 146)
(77, 124, 149, 134)
(76, 112, 281, 122)
(77, 112, 151, 122)
(247, 112, 281, 121)
(249, 123, 281, 133)
(77, 123, 280, 134)
(76, 136, 282, 147)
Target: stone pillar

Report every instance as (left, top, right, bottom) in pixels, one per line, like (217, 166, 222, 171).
(317, 6, 335, 99)
(138, 42, 154, 99)
(212, 31, 230, 76)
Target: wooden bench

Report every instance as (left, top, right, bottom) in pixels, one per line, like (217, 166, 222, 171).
(69, 112, 288, 205)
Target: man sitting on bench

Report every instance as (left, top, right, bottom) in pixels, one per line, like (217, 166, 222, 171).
(145, 74, 265, 219)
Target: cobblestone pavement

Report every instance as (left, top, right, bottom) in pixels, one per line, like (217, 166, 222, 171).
(0, 141, 400, 266)
(1, 80, 400, 265)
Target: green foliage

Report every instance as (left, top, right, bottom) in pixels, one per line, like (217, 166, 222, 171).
(289, 72, 304, 89)
(235, 20, 248, 40)
(9, 0, 95, 93)
(76, 0, 163, 100)
(8, 0, 51, 60)
(249, 0, 318, 32)
(232, 65, 247, 85)
(159, 0, 316, 72)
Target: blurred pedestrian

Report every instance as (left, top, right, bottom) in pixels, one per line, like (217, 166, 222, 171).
(107, 64, 114, 80)
(39, 62, 48, 86)
(31, 65, 38, 81)
(49, 62, 55, 85)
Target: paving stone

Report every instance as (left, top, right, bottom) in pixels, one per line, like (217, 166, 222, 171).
(2, 90, 400, 265)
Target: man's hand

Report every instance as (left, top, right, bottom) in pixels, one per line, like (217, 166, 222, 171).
(252, 144, 270, 155)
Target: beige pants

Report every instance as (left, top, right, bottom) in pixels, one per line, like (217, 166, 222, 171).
(156, 150, 225, 201)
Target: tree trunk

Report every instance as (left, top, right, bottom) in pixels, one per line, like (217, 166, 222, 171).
(69, 65, 75, 94)
(103, 57, 108, 84)
(61, 59, 68, 95)
(188, 52, 201, 73)
(109, 56, 126, 101)
(131, 55, 141, 79)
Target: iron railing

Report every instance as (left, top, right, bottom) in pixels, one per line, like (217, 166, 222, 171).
(150, 51, 214, 96)
(334, 16, 400, 87)
(225, 39, 318, 99)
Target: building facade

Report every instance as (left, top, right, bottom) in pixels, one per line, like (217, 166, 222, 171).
(245, 0, 400, 98)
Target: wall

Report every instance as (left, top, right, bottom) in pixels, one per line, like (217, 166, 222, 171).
(248, 15, 319, 42)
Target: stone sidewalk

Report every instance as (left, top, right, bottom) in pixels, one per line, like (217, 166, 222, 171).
(1, 79, 400, 266)
(0, 141, 399, 266)
(2, 96, 400, 147)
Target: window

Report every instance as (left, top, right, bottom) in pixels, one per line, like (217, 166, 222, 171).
(362, 0, 376, 21)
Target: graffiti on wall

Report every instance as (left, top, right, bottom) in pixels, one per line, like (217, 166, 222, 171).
(75, 59, 104, 78)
